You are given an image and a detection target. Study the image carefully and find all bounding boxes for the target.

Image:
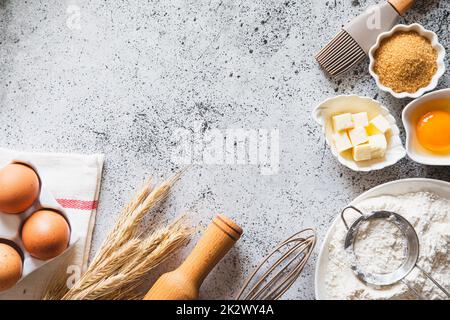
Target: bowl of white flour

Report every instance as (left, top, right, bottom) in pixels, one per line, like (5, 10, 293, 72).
(315, 178, 450, 300)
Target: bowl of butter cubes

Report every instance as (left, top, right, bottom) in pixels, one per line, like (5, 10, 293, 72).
(313, 95, 406, 171)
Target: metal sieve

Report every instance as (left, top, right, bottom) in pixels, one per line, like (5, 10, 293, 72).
(341, 206, 450, 300)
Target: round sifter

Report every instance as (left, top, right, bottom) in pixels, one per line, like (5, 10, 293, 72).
(341, 206, 450, 300)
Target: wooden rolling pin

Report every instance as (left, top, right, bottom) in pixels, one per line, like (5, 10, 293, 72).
(144, 214, 243, 300)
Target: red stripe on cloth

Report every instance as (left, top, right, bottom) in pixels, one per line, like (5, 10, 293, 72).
(56, 199, 98, 210)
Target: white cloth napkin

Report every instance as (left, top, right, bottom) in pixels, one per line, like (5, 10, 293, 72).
(0, 148, 104, 300)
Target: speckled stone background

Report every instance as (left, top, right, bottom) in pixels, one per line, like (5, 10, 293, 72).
(0, 0, 449, 299)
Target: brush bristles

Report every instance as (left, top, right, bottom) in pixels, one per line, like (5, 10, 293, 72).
(315, 30, 366, 76)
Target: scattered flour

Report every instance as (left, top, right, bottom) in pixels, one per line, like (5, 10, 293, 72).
(325, 192, 449, 300)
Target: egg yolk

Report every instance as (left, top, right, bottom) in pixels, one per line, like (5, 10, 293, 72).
(416, 110, 450, 153)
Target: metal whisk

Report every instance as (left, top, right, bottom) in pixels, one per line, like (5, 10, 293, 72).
(236, 228, 316, 300)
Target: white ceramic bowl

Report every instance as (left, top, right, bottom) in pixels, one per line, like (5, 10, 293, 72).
(369, 23, 446, 99)
(313, 95, 406, 172)
(315, 178, 450, 300)
(402, 88, 450, 165)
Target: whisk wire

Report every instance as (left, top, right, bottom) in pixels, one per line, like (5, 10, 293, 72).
(251, 238, 310, 300)
(266, 238, 315, 300)
(237, 228, 316, 300)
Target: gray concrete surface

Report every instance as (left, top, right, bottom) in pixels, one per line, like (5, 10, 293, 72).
(0, 0, 449, 299)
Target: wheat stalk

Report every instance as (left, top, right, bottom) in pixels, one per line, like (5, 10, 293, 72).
(106, 217, 192, 300)
(66, 217, 191, 300)
(88, 176, 166, 269)
(43, 171, 192, 300)
(66, 239, 142, 295)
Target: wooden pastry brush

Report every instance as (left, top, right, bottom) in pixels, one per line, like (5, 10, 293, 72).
(316, 0, 414, 76)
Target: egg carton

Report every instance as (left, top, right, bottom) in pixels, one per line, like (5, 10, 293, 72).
(0, 158, 79, 287)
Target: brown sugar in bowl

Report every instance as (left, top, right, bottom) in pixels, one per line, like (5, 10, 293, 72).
(369, 24, 446, 99)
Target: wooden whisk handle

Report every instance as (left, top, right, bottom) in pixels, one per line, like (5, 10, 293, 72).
(144, 214, 243, 300)
(388, 0, 414, 15)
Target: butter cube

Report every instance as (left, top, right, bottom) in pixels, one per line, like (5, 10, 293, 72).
(370, 115, 390, 133)
(348, 126, 369, 146)
(366, 123, 382, 136)
(332, 113, 354, 132)
(352, 112, 369, 127)
(353, 143, 372, 161)
(333, 131, 352, 153)
(368, 134, 387, 159)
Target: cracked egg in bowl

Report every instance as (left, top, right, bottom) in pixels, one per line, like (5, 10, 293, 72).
(313, 95, 406, 171)
(402, 88, 450, 165)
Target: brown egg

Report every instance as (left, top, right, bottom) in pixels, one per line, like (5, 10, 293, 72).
(22, 210, 70, 260)
(0, 163, 40, 214)
(0, 243, 23, 292)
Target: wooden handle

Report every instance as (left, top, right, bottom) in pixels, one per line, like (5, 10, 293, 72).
(178, 214, 242, 285)
(144, 214, 242, 300)
(388, 0, 414, 15)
